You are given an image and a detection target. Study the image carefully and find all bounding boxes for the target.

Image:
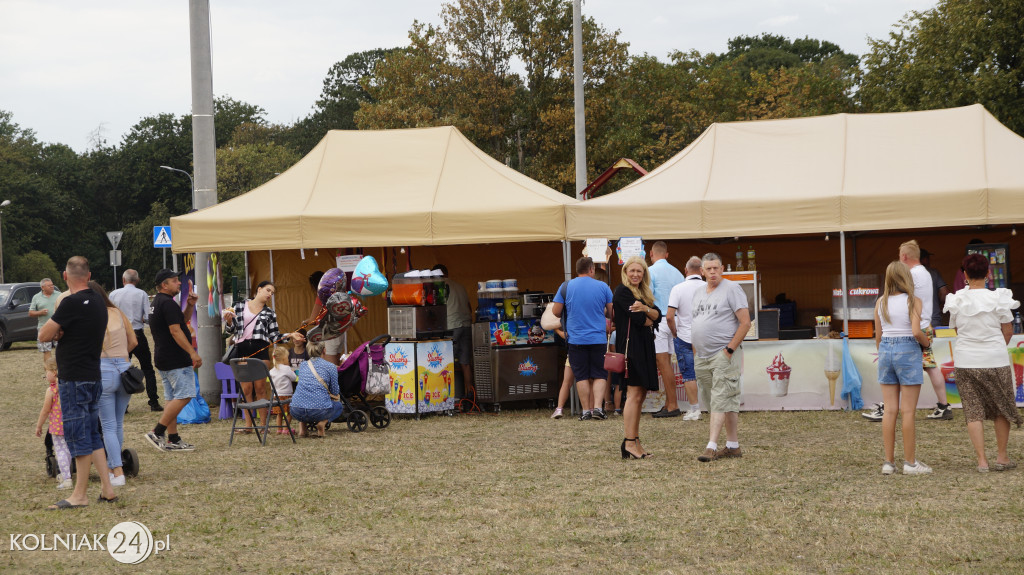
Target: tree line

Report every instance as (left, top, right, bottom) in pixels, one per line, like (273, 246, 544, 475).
(1, 0, 1018, 291)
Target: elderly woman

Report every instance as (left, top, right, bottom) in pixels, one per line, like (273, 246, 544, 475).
(289, 341, 344, 438)
(611, 256, 662, 459)
(944, 253, 1022, 472)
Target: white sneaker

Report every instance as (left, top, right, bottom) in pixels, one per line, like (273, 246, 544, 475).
(682, 408, 702, 421)
(881, 462, 896, 475)
(57, 478, 73, 490)
(550, 408, 563, 419)
(861, 403, 884, 422)
(903, 460, 933, 475)
(109, 472, 126, 487)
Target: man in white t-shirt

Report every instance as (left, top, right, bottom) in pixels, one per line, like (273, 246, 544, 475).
(691, 253, 750, 462)
(666, 256, 705, 421)
(901, 240, 952, 420)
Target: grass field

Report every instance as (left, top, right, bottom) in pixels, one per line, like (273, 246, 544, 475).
(2, 339, 1023, 574)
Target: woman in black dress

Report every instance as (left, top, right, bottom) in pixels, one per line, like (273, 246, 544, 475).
(612, 256, 662, 458)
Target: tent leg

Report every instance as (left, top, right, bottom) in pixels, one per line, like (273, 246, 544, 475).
(562, 240, 572, 283)
(269, 249, 275, 309)
(840, 231, 850, 334)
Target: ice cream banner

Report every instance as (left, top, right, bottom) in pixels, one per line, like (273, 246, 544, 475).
(384, 342, 417, 414)
(728, 335, 1024, 411)
(416, 340, 454, 414)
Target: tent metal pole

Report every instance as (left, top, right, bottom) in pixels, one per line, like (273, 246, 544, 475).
(562, 240, 572, 282)
(269, 249, 275, 309)
(840, 231, 850, 334)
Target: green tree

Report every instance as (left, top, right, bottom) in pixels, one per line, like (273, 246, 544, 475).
(860, 0, 1024, 134)
(7, 250, 63, 288)
(286, 48, 400, 155)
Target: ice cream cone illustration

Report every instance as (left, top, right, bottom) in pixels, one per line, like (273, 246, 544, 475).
(825, 340, 841, 406)
(766, 352, 792, 397)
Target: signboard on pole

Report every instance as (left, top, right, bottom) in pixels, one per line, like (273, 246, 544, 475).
(106, 231, 123, 249)
(109, 250, 122, 266)
(153, 226, 172, 248)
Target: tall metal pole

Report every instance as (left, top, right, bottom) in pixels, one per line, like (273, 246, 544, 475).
(840, 231, 850, 334)
(572, 0, 587, 200)
(0, 200, 9, 284)
(189, 0, 220, 405)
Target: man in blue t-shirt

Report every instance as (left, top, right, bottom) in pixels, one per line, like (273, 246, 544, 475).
(551, 257, 614, 420)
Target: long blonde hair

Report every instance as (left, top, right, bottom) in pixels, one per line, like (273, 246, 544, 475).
(620, 256, 654, 305)
(878, 260, 916, 325)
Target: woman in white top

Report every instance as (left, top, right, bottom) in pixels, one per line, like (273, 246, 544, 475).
(873, 262, 932, 475)
(943, 253, 1022, 472)
(92, 281, 138, 487)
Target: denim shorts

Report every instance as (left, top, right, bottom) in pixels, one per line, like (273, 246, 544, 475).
(160, 366, 196, 400)
(58, 379, 105, 458)
(877, 337, 924, 386)
(673, 338, 696, 381)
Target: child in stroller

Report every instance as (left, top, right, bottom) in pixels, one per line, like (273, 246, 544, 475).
(333, 334, 393, 432)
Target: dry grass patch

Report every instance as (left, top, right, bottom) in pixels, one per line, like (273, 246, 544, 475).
(2, 341, 1023, 573)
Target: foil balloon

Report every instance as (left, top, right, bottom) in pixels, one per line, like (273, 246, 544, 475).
(325, 291, 353, 319)
(350, 256, 388, 296)
(317, 268, 348, 306)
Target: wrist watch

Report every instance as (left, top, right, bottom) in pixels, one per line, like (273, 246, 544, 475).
(725, 346, 735, 354)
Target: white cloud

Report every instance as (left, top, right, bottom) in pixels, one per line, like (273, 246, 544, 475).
(759, 14, 800, 28)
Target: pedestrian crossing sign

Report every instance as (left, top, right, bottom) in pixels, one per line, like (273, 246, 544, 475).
(153, 226, 172, 248)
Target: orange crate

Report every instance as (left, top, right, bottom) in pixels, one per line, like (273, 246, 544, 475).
(847, 320, 874, 338)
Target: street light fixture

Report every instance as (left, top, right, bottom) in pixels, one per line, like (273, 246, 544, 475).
(0, 199, 10, 284)
(160, 165, 196, 209)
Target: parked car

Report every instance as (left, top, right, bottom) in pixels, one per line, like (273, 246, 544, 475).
(0, 282, 44, 350)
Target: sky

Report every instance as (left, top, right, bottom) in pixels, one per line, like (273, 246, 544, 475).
(0, 0, 937, 152)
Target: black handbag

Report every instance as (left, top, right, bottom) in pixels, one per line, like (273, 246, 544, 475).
(121, 366, 146, 394)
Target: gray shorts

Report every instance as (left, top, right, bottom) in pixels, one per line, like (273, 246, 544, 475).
(160, 366, 196, 401)
(694, 350, 741, 413)
(324, 336, 344, 356)
(37, 340, 56, 353)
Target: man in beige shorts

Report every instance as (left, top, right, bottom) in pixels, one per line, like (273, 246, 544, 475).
(691, 253, 751, 462)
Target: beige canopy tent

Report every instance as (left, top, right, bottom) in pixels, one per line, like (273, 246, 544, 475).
(565, 104, 1024, 239)
(170, 126, 576, 343)
(171, 126, 575, 252)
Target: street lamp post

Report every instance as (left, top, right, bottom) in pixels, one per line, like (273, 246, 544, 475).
(0, 199, 10, 284)
(160, 166, 195, 273)
(160, 165, 196, 208)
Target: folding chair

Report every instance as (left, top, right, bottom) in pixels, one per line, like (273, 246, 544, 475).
(215, 362, 240, 420)
(228, 358, 296, 446)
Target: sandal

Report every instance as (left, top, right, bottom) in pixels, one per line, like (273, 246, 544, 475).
(98, 495, 119, 503)
(992, 461, 1017, 471)
(48, 499, 87, 510)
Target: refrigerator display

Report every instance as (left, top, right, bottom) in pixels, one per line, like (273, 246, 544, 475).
(966, 243, 1011, 289)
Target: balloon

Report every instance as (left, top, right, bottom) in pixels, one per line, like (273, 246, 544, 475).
(350, 256, 388, 296)
(310, 293, 368, 342)
(317, 268, 348, 306)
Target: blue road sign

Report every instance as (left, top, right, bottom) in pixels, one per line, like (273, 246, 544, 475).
(153, 226, 172, 248)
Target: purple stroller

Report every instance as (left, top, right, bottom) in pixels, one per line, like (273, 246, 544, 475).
(335, 334, 392, 430)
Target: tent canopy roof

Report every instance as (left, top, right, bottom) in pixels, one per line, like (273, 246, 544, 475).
(566, 104, 1024, 240)
(171, 126, 575, 252)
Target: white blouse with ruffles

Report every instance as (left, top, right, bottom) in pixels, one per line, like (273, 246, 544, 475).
(944, 288, 1019, 368)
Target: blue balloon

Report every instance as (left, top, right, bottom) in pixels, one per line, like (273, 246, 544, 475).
(350, 256, 388, 296)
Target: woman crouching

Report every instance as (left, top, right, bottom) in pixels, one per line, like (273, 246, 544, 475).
(288, 342, 343, 438)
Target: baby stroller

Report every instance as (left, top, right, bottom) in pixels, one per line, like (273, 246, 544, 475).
(45, 421, 139, 479)
(332, 334, 392, 432)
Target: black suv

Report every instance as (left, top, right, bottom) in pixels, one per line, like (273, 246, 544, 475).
(0, 282, 44, 350)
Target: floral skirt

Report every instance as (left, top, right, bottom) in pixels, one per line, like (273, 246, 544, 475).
(954, 366, 1023, 426)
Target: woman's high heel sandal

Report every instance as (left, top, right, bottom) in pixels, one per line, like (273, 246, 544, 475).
(621, 438, 641, 459)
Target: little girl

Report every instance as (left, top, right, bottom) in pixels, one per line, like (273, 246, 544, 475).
(269, 346, 298, 434)
(35, 358, 72, 489)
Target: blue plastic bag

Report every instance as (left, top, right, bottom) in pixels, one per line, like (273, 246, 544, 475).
(839, 332, 864, 410)
(177, 372, 211, 425)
